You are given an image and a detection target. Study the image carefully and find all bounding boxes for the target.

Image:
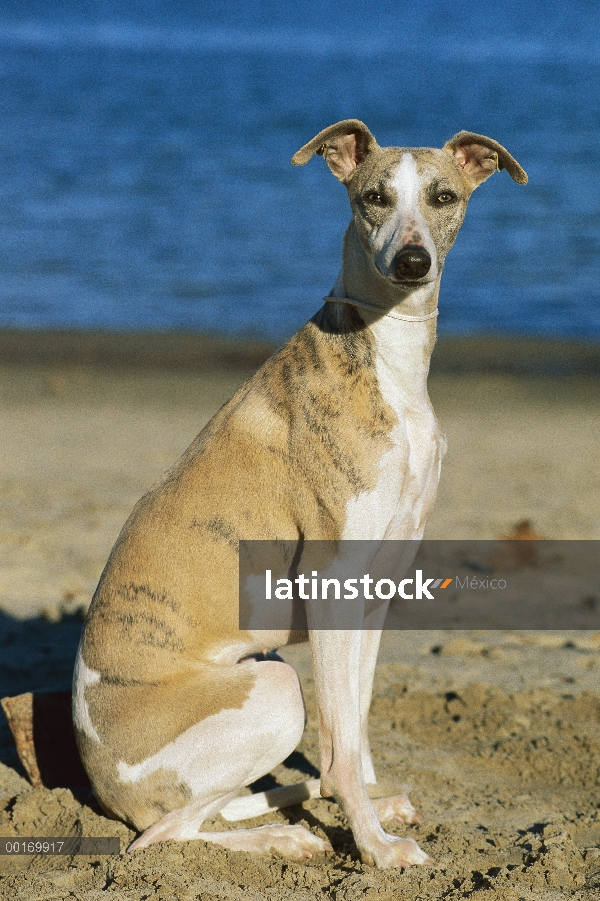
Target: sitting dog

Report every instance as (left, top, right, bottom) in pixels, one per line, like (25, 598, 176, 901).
(73, 119, 526, 868)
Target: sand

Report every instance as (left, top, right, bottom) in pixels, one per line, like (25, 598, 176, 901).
(0, 332, 599, 899)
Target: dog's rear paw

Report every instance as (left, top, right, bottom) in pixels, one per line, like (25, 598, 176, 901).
(362, 835, 433, 869)
(198, 824, 332, 860)
(371, 793, 424, 825)
(259, 824, 332, 860)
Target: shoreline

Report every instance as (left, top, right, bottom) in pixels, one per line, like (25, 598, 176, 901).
(1, 327, 600, 376)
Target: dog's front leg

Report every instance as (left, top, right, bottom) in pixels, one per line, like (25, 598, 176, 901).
(308, 629, 431, 868)
(359, 615, 424, 828)
(358, 610, 387, 785)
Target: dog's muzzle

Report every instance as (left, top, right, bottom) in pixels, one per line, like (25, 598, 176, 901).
(394, 245, 432, 281)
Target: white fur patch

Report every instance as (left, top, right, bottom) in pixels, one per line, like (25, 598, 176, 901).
(341, 316, 446, 544)
(392, 152, 421, 210)
(72, 647, 102, 743)
(372, 153, 438, 278)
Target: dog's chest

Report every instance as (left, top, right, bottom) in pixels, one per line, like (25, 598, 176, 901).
(341, 320, 446, 541)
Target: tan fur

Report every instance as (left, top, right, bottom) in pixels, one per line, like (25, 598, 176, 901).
(77, 731, 193, 830)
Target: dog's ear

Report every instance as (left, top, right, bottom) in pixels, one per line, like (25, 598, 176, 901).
(292, 120, 378, 183)
(443, 132, 528, 188)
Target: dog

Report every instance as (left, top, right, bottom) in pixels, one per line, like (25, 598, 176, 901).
(73, 120, 527, 868)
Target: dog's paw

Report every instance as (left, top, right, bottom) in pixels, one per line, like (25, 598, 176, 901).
(361, 835, 433, 869)
(371, 793, 424, 825)
(194, 824, 332, 860)
(232, 824, 332, 860)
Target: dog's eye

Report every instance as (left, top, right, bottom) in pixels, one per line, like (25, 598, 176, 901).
(436, 192, 456, 204)
(365, 191, 384, 205)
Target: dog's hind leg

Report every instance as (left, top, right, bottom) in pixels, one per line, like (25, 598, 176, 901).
(125, 659, 330, 858)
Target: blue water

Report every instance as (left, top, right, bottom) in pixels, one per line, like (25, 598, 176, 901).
(0, 1, 599, 342)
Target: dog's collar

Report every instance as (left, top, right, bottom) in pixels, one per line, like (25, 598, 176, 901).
(324, 296, 439, 322)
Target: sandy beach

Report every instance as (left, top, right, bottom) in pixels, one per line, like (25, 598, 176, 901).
(0, 331, 599, 900)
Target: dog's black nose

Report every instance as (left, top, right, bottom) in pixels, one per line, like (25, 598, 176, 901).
(394, 245, 431, 280)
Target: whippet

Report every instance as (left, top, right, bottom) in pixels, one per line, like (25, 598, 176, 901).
(73, 120, 527, 868)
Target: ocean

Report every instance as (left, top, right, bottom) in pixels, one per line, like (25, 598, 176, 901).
(0, 1, 598, 342)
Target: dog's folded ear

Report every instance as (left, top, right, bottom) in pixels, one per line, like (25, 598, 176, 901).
(292, 120, 378, 183)
(444, 132, 528, 188)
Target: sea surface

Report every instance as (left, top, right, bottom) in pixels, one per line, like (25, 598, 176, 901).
(0, 1, 598, 342)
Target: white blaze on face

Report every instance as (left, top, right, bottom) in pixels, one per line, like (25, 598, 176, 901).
(372, 152, 438, 279)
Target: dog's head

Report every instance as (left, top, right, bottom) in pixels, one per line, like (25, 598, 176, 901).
(292, 120, 527, 287)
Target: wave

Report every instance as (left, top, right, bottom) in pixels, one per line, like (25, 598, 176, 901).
(0, 21, 597, 61)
